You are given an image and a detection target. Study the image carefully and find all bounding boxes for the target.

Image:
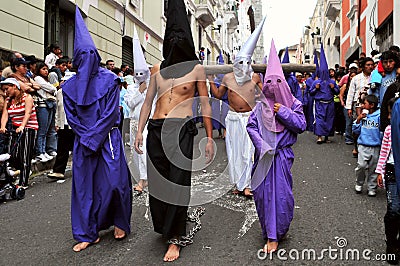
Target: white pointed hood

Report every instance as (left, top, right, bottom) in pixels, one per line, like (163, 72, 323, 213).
(133, 26, 150, 83)
(233, 16, 266, 86)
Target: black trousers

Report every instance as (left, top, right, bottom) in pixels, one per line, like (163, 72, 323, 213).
(53, 127, 74, 174)
(10, 128, 36, 186)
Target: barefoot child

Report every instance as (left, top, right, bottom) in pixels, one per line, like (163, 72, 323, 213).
(247, 40, 306, 253)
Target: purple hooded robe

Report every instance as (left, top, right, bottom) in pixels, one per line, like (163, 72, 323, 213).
(304, 50, 319, 132)
(62, 6, 132, 243)
(282, 47, 302, 102)
(309, 44, 339, 137)
(247, 40, 306, 241)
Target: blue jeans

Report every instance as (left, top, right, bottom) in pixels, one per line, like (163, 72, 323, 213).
(343, 107, 353, 143)
(384, 181, 400, 245)
(35, 105, 57, 155)
(385, 182, 400, 219)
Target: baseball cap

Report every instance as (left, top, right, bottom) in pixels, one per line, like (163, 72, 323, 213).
(12, 57, 30, 66)
(0, 78, 21, 90)
(349, 63, 358, 69)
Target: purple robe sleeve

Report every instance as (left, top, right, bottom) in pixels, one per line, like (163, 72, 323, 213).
(330, 81, 340, 95)
(64, 85, 120, 154)
(247, 107, 275, 159)
(79, 85, 120, 153)
(309, 80, 321, 96)
(63, 95, 89, 135)
(276, 100, 306, 134)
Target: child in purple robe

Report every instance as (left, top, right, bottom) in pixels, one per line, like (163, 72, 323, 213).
(247, 40, 306, 254)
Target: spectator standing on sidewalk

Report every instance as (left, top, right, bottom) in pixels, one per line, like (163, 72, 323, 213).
(45, 43, 62, 69)
(47, 72, 75, 180)
(33, 62, 57, 163)
(0, 78, 38, 189)
(376, 97, 399, 264)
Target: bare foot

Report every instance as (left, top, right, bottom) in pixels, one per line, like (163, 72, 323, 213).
(133, 180, 148, 193)
(114, 226, 126, 240)
(264, 239, 278, 253)
(163, 244, 180, 262)
(72, 238, 100, 252)
(232, 189, 240, 195)
(243, 188, 253, 197)
(133, 184, 143, 193)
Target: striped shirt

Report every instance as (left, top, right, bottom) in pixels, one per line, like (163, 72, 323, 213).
(345, 72, 371, 110)
(375, 125, 392, 175)
(7, 93, 38, 130)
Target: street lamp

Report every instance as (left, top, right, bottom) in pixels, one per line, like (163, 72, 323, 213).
(212, 16, 224, 33)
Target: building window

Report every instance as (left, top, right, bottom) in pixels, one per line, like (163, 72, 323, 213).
(122, 36, 133, 67)
(45, 0, 74, 58)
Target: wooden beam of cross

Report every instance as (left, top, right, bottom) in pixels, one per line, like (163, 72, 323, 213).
(203, 63, 316, 75)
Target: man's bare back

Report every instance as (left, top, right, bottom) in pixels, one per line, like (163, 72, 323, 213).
(209, 72, 262, 113)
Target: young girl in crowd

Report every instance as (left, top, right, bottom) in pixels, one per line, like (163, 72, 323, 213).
(33, 62, 57, 162)
(376, 97, 399, 265)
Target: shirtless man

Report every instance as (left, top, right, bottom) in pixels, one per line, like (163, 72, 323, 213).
(208, 71, 262, 197)
(207, 16, 265, 197)
(135, 62, 213, 262)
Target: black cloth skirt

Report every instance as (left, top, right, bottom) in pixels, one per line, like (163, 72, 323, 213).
(146, 117, 198, 239)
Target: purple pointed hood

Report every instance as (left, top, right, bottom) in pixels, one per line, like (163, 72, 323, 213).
(63, 6, 116, 106)
(306, 49, 319, 88)
(318, 43, 329, 81)
(260, 39, 296, 132)
(281, 47, 289, 63)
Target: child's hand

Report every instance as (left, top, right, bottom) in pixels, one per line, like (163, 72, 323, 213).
(356, 113, 366, 123)
(273, 103, 281, 113)
(377, 174, 384, 188)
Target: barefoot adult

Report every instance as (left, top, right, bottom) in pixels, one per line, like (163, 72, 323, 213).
(134, 0, 213, 261)
(64, 7, 132, 251)
(208, 18, 265, 198)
